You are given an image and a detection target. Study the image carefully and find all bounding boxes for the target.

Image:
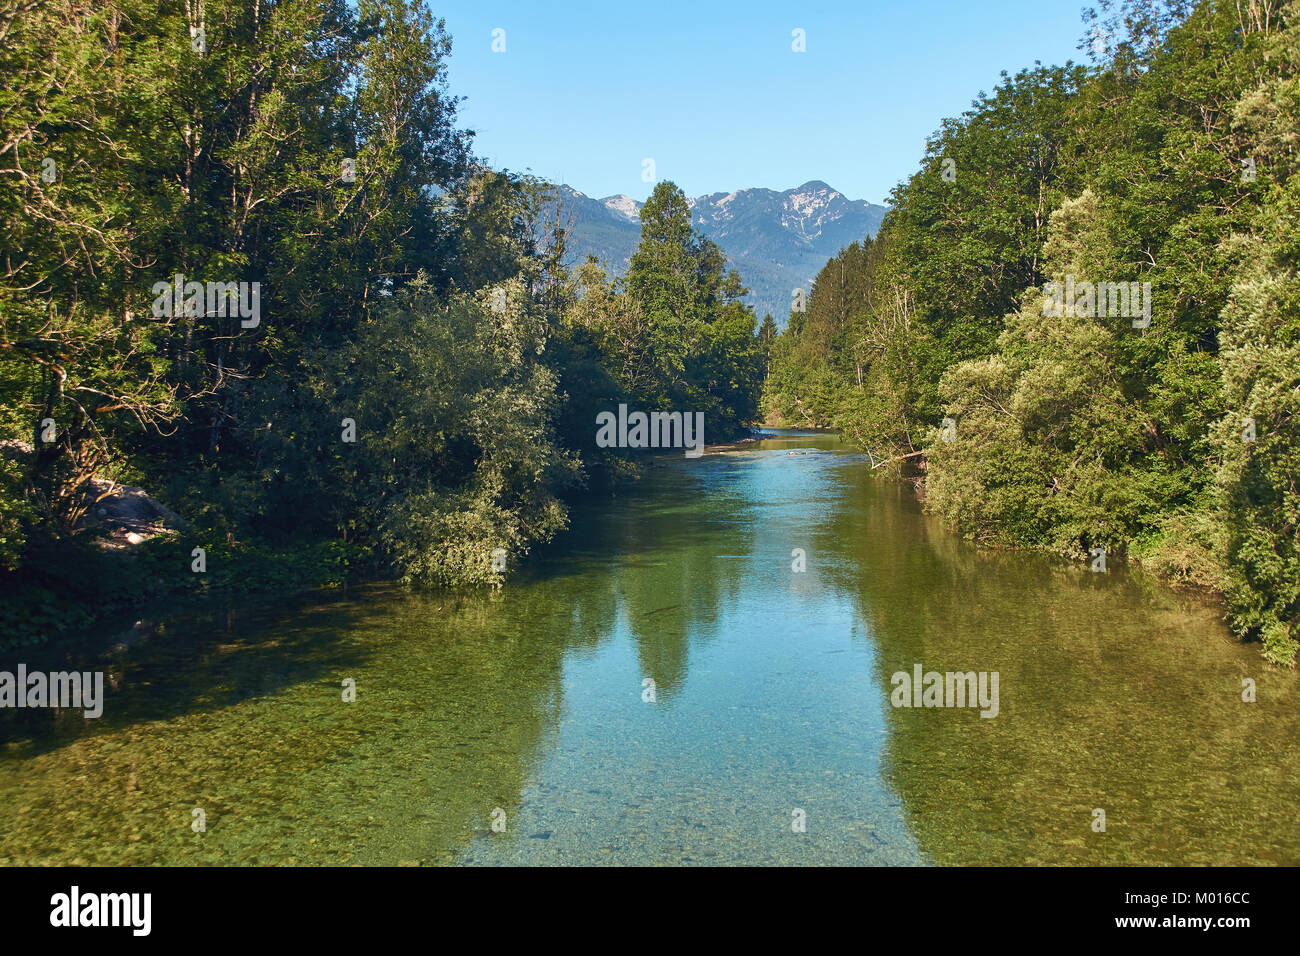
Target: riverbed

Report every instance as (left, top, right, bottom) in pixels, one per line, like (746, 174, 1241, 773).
(1, 430, 1295, 865)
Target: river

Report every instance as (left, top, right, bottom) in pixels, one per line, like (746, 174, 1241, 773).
(1, 429, 1296, 865)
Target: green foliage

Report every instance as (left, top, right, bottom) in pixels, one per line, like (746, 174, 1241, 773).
(342, 277, 580, 586)
(767, 0, 1300, 663)
(562, 182, 764, 442)
(0, 5, 765, 644)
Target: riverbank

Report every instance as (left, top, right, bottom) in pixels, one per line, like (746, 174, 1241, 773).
(0, 427, 770, 653)
(761, 416, 1250, 657)
(0, 531, 362, 653)
(7, 422, 1244, 659)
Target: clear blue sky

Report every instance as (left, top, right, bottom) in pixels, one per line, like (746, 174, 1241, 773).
(431, 0, 1093, 205)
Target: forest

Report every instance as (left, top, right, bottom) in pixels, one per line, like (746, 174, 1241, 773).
(765, 0, 1299, 664)
(0, 0, 763, 646)
(3, 0, 1295, 669)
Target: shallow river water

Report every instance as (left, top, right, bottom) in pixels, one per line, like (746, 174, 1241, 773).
(1, 430, 1296, 865)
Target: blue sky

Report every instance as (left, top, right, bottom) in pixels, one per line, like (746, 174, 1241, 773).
(432, 0, 1093, 205)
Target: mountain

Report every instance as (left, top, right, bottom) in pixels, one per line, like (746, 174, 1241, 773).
(547, 181, 887, 326)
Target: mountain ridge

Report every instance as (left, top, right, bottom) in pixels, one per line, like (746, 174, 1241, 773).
(549, 181, 887, 325)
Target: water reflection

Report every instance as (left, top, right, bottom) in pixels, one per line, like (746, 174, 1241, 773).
(825, 455, 1300, 865)
(0, 431, 1294, 865)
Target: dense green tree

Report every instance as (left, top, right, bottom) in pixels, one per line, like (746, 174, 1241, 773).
(765, 0, 1299, 662)
(575, 180, 763, 434)
(1213, 5, 1300, 664)
(757, 314, 778, 356)
(0, 6, 766, 642)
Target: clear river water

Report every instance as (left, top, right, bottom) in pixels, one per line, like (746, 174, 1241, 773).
(1, 430, 1296, 865)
